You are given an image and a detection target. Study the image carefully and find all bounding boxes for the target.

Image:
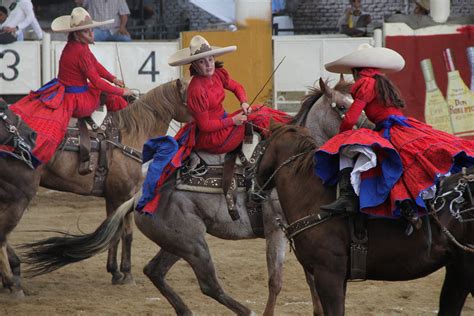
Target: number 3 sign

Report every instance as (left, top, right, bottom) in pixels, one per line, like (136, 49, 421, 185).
(0, 42, 41, 94)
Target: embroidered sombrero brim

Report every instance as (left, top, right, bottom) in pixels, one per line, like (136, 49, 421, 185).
(51, 7, 114, 33)
(325, 45, 405, 74)
(168, 46, 237, 66)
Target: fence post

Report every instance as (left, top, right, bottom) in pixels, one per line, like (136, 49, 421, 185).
(41, 32, 52, 84)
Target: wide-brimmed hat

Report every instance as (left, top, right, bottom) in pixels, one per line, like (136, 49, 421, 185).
(325, 44, 405, 74)
(168, 35, 236, 66)
(416, 0, 430, 11)
(51, 7, 114, 33)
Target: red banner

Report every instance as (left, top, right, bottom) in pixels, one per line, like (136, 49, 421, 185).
(386, 28, 474, 139)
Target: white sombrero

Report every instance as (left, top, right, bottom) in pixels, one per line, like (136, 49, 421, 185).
(168, 35, 237, 66)
(51, 7, 114, 33)
(325, 44, 406, 74)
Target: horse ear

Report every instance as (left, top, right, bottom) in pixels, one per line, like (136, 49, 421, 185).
(339, 73, 345, 82)
(319, 78, 328, 95)
(176, 78, 182, 90)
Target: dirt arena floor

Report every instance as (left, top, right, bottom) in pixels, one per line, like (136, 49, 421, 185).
(1, 188, 473, 315)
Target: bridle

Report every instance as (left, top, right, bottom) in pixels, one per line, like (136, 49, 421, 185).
(0, 110, 35, 169)
(327, 90, 368, 130)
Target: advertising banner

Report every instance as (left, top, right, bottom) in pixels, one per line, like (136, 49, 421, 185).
(385, 24, 474, 139)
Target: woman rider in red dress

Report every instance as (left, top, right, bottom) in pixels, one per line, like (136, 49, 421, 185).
(137, 35, 291, 213)
(314, 44, 474, 228)
(7, 7, 133, 164)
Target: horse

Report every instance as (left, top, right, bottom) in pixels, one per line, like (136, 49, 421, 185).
(0, 101, 42, 297)
(39, 79, 190, 284)
(0, 79, 188, 297)
(17, 78, 362, 314)
(255, 120, 474, 315)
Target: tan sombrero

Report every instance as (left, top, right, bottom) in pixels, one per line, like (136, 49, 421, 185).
(51, 7, 114, 33)
(168, 35, 236, 66)
(325, 44, 406, 74)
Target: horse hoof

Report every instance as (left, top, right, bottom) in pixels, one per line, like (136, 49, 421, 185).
(120, 275, 136, 286)
(111, 273, 124, 285)
(11, 289, 25, 299)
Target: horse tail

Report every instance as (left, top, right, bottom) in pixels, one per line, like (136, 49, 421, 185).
(21, 195, 136, 277)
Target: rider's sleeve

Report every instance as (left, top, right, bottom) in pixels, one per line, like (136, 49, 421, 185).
(79, 53, 123, 95)
(339, 77, 376, 132)
(215, 68, 247, 104)
(92, 55, 116, 83)
(187, 86, 234, 132)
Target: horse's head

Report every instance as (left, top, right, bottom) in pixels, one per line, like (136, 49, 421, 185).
(295, 76, 374, 147)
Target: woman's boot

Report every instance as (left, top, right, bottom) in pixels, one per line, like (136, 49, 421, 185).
(321, 167, 359, 214)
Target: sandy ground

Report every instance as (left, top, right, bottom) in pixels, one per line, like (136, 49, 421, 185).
(1, 188, 473, 315)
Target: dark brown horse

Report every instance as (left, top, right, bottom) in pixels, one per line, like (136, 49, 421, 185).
(0, 101, 41, 297)
(39, 79, 190, 284)
(256, 123, 474, 315)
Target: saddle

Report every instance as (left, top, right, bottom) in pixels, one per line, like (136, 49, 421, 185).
(60, 109, 141, 196)
(176, 132, 267, 236)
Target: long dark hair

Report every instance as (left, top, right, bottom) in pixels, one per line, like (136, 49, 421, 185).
(189, 60, 224, 76)
(354, 68, 405, 108)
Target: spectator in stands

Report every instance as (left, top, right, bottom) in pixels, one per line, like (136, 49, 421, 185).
(0, 0, 43, 44)
(414, 0, 430, 15)
(0, 6, 7, 25)
(75, 0, 132, 42)
(337, 0, 371, 37)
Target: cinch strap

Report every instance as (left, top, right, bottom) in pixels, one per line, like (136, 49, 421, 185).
(375, 115, 411, 140)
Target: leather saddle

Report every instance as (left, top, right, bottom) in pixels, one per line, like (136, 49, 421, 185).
(60, 112, 120, 196)
(176, 131, 266, 235)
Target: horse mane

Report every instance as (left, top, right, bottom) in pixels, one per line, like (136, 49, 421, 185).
(115, 80, 183, 138)
(292, 79, 353, 125)
(268, 123, 317, 175)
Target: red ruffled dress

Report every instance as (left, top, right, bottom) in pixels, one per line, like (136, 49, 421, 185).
(136, 67, 291, 214)
(6, 40, 127, 164)
(315, 68, 474, 218)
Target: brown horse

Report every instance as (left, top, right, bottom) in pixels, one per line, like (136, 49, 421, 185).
(39, 79, 190, 284)
(0, 101, 41, 297)
(256, 123, 474, 315)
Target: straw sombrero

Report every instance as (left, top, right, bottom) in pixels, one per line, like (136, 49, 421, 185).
(51, 7, 114, 33)
(325, 44, 405, 74)
(168, 35, 236, 66)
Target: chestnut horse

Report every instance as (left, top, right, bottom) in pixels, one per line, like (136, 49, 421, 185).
(0, 79, 189, 296)
(39, 79, 190, 284)
(256, 123, 474, 315)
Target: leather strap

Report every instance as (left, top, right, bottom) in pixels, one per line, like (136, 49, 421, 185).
(223, 148, 240, 220)
(78, 118, 93, 175)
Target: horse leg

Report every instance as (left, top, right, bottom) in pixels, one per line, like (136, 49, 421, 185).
(439, 264, 471, 316)
(0, 242, 23, 298)
(143, 249, 192, 316)
(119, 211, 134, 285)
(262, 216, 286, 316)
(105, 199, 123, 284)
(312, 266, 347, 316)
(304, 270, 324, 316)
(7, 245, 21, 284)
(182, 235, 254, 316)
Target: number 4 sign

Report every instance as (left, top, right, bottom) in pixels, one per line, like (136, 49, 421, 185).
(116, 42, 180, 92)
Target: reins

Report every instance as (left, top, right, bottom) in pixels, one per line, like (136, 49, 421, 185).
(427, 168, 474, 253)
